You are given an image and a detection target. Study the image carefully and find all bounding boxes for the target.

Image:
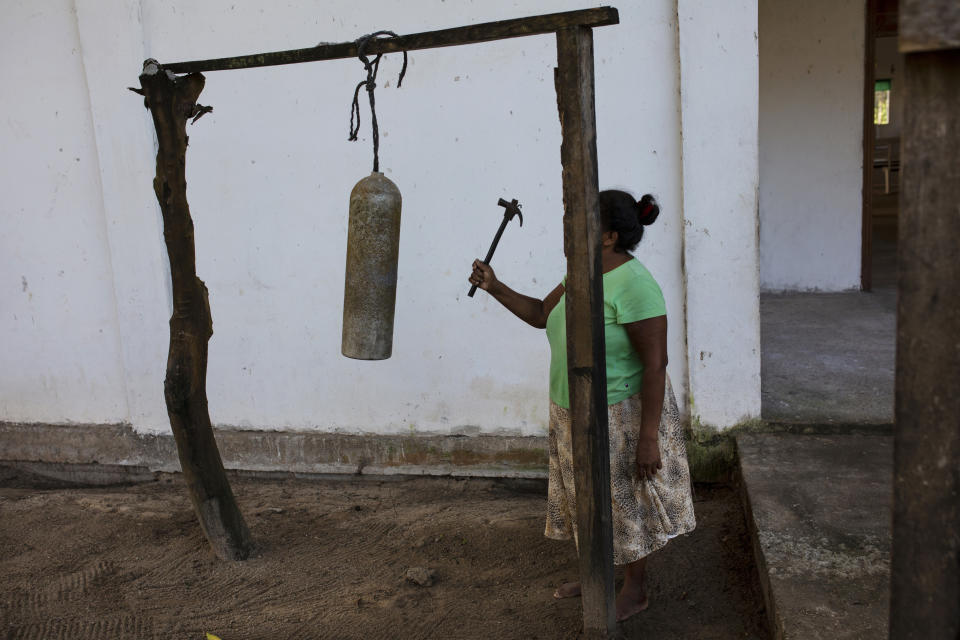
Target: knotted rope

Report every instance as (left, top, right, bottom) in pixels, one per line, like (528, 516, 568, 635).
(348, 31, 408, 173)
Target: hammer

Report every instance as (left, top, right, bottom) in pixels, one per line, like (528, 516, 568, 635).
(468, 198, 523, 298)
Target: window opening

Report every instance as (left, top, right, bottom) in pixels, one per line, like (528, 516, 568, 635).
(874, 79, 891, 125)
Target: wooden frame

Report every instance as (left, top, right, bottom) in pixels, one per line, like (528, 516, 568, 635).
(137, 7, 620, 636)
(860, 0, 877, 291)
(161, 8, 619, 73)
(889, 2, 960, 633)
(555, 26, 616, 633)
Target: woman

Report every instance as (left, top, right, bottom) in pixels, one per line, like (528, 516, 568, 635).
(468, 190, 696, 622)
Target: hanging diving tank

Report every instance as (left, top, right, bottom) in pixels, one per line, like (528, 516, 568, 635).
(342, 171, 402, 360)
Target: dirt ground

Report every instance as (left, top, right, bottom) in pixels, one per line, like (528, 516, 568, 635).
(0, 466, 768, 640)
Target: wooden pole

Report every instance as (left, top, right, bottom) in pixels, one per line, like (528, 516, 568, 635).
(860, 0, 877, 292)
(160, 7, 619, 74)
(555, 25, 617, 637)
(138, 62, 253, 561)
(889, 4, 960, 635)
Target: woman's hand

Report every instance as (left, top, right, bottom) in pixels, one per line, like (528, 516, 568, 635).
(467, 267, 563, 330)
(469, 259, 500, 293)
(635, 436, 662, 481)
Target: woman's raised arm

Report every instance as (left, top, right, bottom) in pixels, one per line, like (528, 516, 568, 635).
(469, 260, 564, 329)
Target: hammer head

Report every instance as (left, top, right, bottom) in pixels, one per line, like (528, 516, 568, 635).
(497, 197, 523, 226)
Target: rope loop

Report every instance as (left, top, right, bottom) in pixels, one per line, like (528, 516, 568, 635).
(347, 31, 408, 173)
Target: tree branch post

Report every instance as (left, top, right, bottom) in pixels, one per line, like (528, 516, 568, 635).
(138, 61, 252, 561)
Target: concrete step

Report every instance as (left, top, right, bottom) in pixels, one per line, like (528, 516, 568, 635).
(736, 433, 892, 640)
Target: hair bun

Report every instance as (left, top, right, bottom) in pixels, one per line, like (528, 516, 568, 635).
(636, 194, 660, 226)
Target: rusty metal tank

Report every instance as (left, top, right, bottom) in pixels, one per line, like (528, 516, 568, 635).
(342, 171, 402, 360)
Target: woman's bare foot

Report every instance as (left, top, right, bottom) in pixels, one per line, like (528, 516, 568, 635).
(615, 583, 649, 621)
(616, 556, 650, 621)
(553, 581, 581, 599)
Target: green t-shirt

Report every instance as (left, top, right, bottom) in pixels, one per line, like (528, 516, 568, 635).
(545, 259, 666, 409)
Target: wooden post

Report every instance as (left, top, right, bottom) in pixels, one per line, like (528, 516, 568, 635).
(556, 25, 617, 637)
(860, 0, 877, 292)
(889, 5, 960, 635)
(138, 62, 253, 561)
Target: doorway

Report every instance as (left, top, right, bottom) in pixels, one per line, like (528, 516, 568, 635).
(862, 0, 900, 291)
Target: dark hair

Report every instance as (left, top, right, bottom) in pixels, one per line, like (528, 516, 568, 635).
(598, 190, 661, 253)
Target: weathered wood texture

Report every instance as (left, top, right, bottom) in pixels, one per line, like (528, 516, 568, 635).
(889, 48, 960, 639)
(162, 7, 618, 74)
(899, 0, 960, 52)
(861, 0, 877, 291)
(139, 66, 252, 561)
(555, 26, 616, 637)
(876, 0, 899, 37)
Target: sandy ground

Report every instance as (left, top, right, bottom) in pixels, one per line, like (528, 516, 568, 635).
(0, 467, 767, 639)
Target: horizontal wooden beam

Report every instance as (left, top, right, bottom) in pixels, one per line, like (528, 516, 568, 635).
(160, 7, 619, 74)
(899, 0, 960, 52)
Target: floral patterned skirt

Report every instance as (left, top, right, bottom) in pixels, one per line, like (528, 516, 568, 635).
(545, 376, 696, 565)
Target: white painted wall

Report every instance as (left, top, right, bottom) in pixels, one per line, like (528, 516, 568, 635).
(2, 0, 762, 437)
(678, 0, 762, 426)
(74, 0, 174, 433)
(759, 0, 865, 291)
(0, 0, 130, 423)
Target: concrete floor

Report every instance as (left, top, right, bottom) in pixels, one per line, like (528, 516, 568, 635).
(747, 211, 898, 638)
(760, 287, 895, 425)
(760, 217, 897, 426)
(738, 433, 892, 640)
